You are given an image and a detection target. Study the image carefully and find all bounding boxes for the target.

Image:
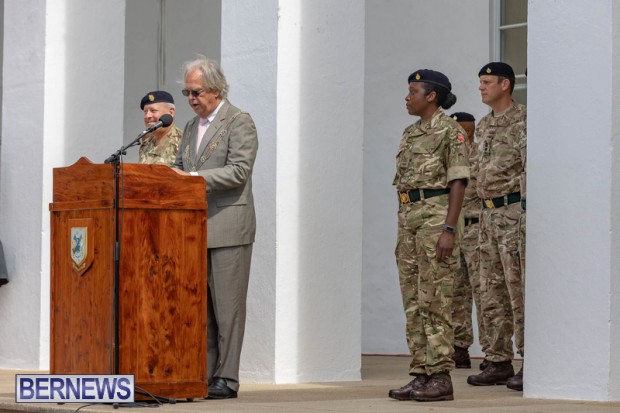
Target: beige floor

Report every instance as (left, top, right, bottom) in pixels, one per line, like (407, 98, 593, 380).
(0, 356, 618, 413)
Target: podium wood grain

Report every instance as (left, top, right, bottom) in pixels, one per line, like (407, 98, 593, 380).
(50, 157, 207, 399)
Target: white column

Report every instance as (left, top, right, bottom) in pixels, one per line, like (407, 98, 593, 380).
(0, 0, 126, 370)
(221, 0, 279, 383)
(0, 0, 47, 370)
(527, 0, 620, 401)
(222, 0, 364, 383)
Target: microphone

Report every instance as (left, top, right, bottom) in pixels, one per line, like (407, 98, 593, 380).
(143, 114, 173, 134)
(104, 114, 175, 164)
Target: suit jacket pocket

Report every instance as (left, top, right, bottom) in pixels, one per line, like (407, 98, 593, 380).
(215, 194, 247, 207)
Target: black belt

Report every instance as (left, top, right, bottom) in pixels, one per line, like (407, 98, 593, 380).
(398, 188, 450, 205)
(521, 199, 526, 211)
(464, 217, 479, 226)
(482, 192, 521, 209)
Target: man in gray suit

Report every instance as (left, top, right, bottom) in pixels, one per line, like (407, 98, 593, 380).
(172, 55, 258, 399)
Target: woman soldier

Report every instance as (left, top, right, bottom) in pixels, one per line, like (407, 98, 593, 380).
(388, 69, 469, 402)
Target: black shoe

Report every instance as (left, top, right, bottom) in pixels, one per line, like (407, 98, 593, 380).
(452, 346, 471, 368)
(207, 377, 238, 399)
(479, 358, 490, 370)
(467, 361, 514, 386)
(506, 366, 523, 391)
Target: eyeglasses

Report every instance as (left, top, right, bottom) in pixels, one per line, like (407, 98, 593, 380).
(181, 88, 205, 98)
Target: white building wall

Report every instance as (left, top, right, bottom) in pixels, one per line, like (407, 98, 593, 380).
(527, 0, 620, 401)
(221, 0, 279, 383)
(611, 0, 620, 399)
(362, 0, 491, 357)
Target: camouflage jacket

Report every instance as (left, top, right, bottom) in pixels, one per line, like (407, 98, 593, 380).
(476, 102, 526, 200)
(519, 126, 527, 199)
(138, 125, 183, 166)
(393, 108, 470, 191)
(462, 140, 480, 218)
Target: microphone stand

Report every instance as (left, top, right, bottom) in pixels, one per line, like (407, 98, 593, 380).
(103, 127, 154, 375)
(104, 129, 152, 165)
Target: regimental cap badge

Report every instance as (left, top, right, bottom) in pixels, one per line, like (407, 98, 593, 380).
(479, 62, 515, 78)
(140, 90, 174, 109)
(408, 69, 452, 91)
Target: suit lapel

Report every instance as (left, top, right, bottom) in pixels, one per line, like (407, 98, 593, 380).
(187, 118, 199, 161)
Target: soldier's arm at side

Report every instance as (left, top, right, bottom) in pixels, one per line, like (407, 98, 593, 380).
(436, 178, 467, 260)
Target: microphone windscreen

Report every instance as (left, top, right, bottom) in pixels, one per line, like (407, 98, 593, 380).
(159, 114, 173, 127)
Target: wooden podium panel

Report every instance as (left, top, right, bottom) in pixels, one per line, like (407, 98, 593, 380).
(50, 157, 207, 400)
(50, 207, 115, 373)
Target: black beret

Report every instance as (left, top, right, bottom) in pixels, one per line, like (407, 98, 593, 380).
(449, 112, 476, 122)
(478, 62, 515, 78)
(140, 90, 174, 110)
(408, 69, 452, 91)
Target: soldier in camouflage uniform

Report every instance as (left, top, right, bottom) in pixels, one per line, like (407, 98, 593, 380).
(388, 69, 469, 403)
(466, 62, 526, 391)
(518, 69, 528, 308)
(448, 112, 489, 370)
(138, 91, 182, 166)
(512, 125, 527, 391)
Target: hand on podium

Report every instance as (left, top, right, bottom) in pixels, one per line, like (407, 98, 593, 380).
(171, 167, 190, 176)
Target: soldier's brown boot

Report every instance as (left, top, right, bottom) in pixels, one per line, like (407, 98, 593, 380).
(467, 361, 514, 386)
(452, 346, 471, 368)
(410, 372, 454, 402)
(479, 358, 490, 370)
(507, 365, 523, 391)
(388, 374, 429, 400)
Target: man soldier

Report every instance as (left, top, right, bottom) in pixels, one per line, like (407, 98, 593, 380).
(139, 90, 182, 165)
(448, 112, 489, 370)
(466, 62, 526, 391)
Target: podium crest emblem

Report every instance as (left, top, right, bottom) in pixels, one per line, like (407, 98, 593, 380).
(69, 219, 94, 276)
(71, 227, 87, 266)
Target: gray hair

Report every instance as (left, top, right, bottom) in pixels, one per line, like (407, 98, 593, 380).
(182, 54, 229, 99)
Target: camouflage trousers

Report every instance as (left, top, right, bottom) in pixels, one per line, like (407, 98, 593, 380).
(479, 202, 524, 361)
(451, 221, 489, 351)
(396, 197, 460, 375)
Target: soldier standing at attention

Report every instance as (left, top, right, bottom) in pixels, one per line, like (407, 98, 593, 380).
(466, 62, 526, 391)
(448, 112, 490, 370)
(138, 90, 183, 165)
(517, 71, 528, 361)
(388, 69, 469, 402)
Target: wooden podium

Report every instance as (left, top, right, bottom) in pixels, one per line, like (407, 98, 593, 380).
(49, 157, 208, 400)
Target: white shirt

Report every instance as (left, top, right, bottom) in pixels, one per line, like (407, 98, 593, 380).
(195, 100, 225, 154)
(190, 100, 225, 176)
